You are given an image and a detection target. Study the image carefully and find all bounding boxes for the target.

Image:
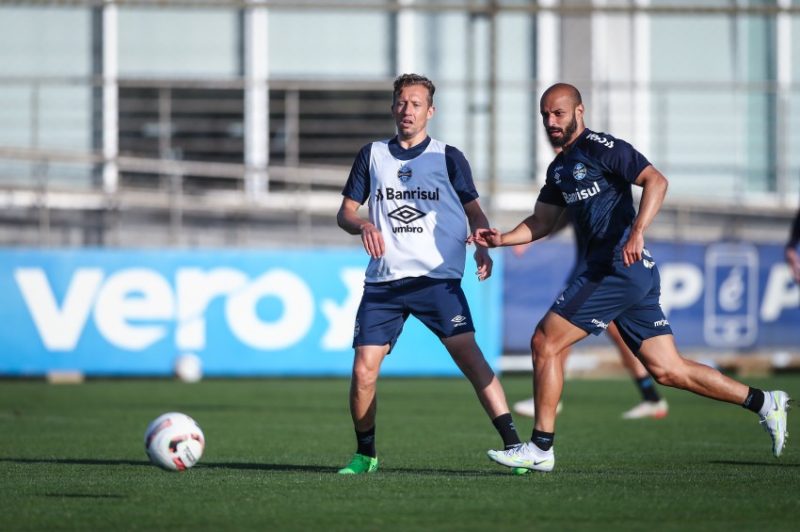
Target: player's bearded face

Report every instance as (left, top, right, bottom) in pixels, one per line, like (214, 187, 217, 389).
(547, 111, 578, 148)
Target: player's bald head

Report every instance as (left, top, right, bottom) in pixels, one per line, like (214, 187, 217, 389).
(540, 83, 583, 109)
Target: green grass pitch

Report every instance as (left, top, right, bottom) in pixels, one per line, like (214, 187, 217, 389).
(1, 375, 798, 531)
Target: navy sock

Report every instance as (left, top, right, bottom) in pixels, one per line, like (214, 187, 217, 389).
(492, 413, 522, 449)
(635, 376, 661, 403)
(743, 387, 765, 414)
(531, 429, 555, 451)
(356, 426, 376, 457)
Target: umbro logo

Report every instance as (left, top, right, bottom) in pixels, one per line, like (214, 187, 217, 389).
(388, 205, 426, 224)
(451, 315, 468, 327)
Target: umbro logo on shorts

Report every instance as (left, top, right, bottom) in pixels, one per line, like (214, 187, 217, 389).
(451, 315, 468, 327)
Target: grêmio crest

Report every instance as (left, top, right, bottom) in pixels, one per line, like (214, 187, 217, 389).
(397, 165, 413, 183)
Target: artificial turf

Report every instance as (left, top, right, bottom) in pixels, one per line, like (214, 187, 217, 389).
(1, 375, 798, 531)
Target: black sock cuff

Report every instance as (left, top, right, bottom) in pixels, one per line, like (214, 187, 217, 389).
(356, 426, 376, 457)
(493, 413, 522, 449)
(636, 376, 661, 402)
(743, 387, 765, 413)
(492, 413, 513, 428)
(531, 429, 555, 451)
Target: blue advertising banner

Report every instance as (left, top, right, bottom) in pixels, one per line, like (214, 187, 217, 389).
(0, 249, 502, 377)
(503, 240, 800, 352)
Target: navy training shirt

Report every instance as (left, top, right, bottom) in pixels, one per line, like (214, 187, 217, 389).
(341, 136, 479, 206)
(537, 128, 651, 268)
(788, 193, 800, 248)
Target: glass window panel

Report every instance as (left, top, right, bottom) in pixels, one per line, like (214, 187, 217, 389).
(269, 11, 390, 78)
(650, 0, 733, 6)
(739, 14, 773, 82)
(650, 90, 744, 198)
(498, 13, 533, 82)
(412, 12, 471, 81)
(0, 7, 91, 160)
(0, 87, 34, 148)
(792, 15, 800, 82)
(496, 87, 534, 183)
(38, 85, 91, 151)
(651, 15, 734, 82)
(0, 7, 90, 76)
(119, 8, 238, 77)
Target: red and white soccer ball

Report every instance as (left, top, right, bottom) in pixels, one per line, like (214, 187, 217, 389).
(144, 412, 205, 471)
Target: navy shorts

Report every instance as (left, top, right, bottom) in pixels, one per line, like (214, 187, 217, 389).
(353, 276, 475, 351)
(551, 253, 673, 354)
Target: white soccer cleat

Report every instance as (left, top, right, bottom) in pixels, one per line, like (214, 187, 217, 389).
(760, 391, 791, 458)
(487, 441, 555, 472)
(512, 398, 563, 419)
(621, 399, 669, 420)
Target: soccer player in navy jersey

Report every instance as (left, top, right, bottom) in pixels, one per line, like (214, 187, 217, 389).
(785, 202, 800, 283)
(511, 215, 669, 421)
(335, 73, 523, 474)
(471, 83, 790, 472)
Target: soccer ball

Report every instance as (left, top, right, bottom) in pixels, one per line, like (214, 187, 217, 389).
(144, 412, 205, 471)
(174, 353, 203, 383)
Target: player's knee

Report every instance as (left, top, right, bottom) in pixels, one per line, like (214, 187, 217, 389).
(352, 359, 379, 386)
(531, 330, 559, 361)
(648, 364, 685, 388)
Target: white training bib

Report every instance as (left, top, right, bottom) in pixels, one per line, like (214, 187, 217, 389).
(365, 138, 468, 282)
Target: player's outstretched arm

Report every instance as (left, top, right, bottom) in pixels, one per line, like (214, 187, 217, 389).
(463, 199, 493, 281)
(624, 165, 668, 267)
(468, 201, 564, 248)
(337, 196, 384, 258)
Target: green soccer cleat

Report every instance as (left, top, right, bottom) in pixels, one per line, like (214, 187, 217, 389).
(760, 391, 791, 458)
(511, 467, 530, 476)
(337, 453, 379, 474)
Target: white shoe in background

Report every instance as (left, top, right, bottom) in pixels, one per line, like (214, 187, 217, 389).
(621, 399, 669, 420)
(512, 397, 563, 419)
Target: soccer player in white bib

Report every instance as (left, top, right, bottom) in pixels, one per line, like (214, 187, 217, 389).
(336, 74, 524, 475)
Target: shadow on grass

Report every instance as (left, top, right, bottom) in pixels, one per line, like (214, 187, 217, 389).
(202, 461, 516, 476)
(709, 460, 800, 468)
(43, 493, 126, 499)
(0, 457, 517, 476)
(0, 457, 151, 467)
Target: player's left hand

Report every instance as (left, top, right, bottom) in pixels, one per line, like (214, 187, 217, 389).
(473, 247, 493, 281)
(468, 228, 502, 248)
(622, 230, 644, 267)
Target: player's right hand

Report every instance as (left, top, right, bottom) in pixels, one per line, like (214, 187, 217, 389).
(360, 223, 385, 258)
(468, 228, 502, 248)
